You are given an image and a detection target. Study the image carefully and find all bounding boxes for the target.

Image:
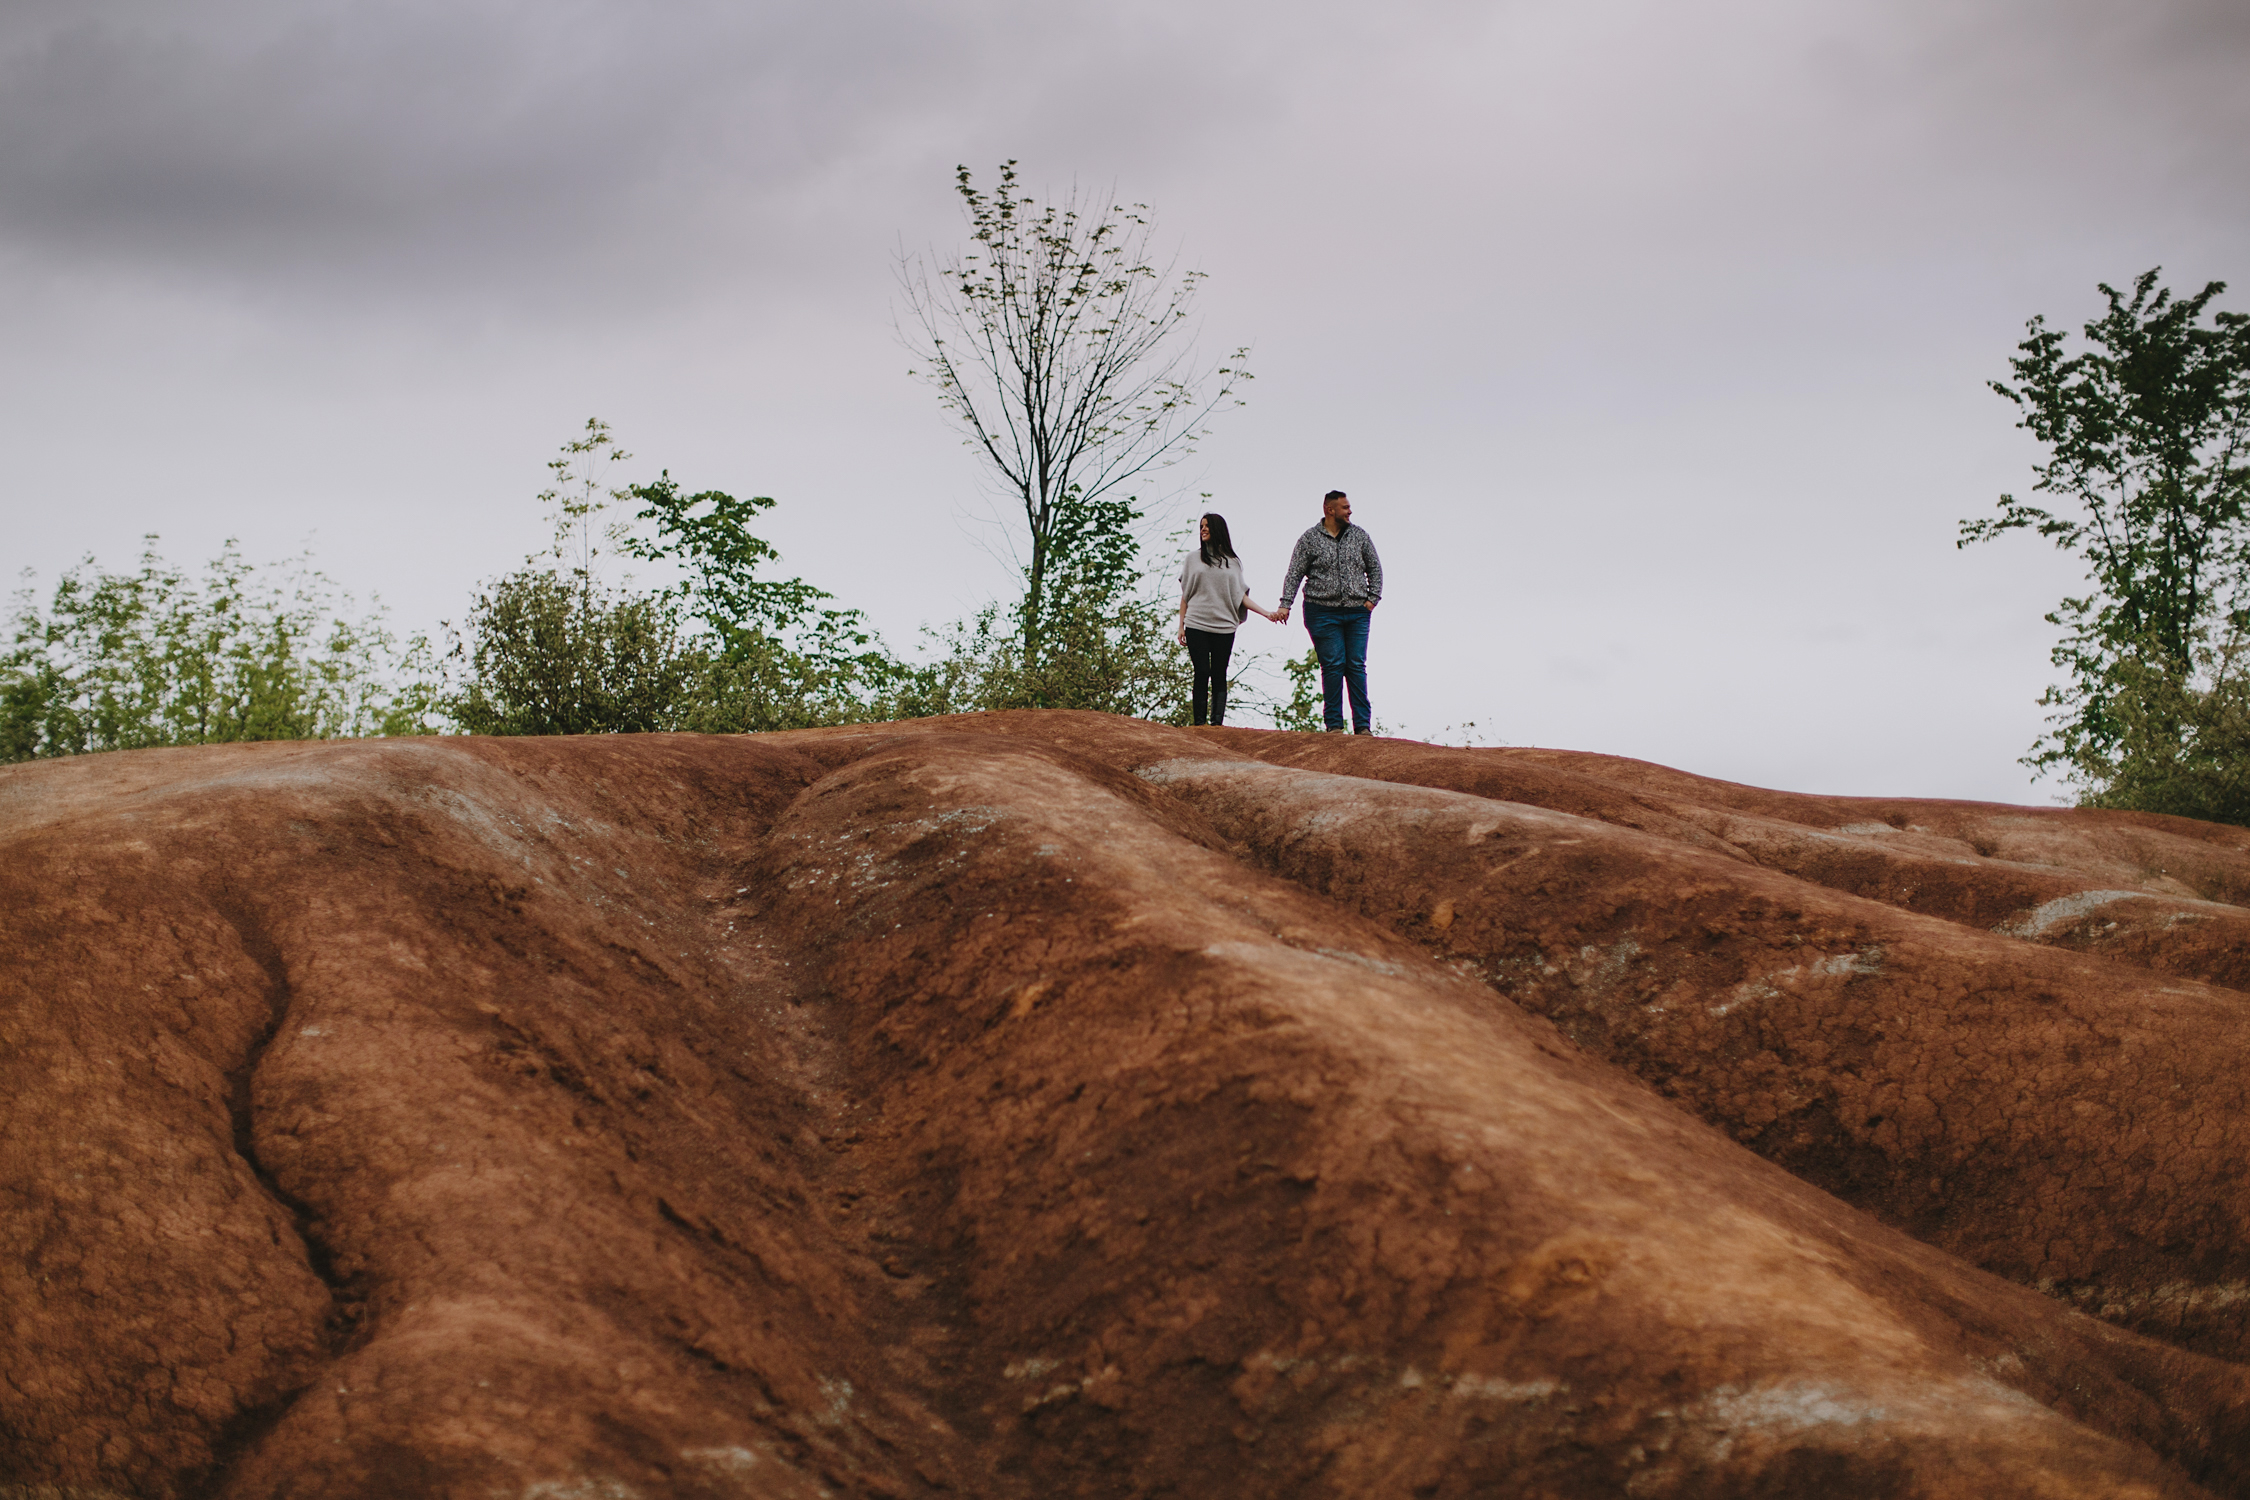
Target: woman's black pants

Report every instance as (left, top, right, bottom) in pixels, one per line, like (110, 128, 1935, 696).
(1185, 626, 1235, 726)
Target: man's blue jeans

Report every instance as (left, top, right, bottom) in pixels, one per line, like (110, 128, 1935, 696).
(1304, 603, 1372, 733)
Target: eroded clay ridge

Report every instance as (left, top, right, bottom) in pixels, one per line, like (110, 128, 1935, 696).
(5, 713, 2250, 1500)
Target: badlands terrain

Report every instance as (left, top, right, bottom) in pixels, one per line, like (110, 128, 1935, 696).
(7, 711, 2250, 1498)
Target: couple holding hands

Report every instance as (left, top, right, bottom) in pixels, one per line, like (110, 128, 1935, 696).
(1175, 489, 1383, 734)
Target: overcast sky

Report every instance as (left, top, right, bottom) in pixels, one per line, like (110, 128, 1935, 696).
(5, 0, 2247, 800)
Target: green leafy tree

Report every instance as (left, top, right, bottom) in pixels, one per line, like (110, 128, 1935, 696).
(2, 539, 432, 762)
(898, 161, 1250, 676)
(1961, 269, 2250, 785)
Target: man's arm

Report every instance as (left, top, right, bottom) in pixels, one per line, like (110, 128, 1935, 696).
(1360, 531, 1383, 608)
(1275, 531, 1313, 621)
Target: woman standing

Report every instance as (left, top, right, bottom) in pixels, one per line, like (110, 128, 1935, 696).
(1176, 513, 1278, 727)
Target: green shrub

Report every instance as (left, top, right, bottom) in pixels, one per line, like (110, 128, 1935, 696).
(2074, 632, 2250, 827)
(888, 594, 1189, 725)
(446, 570, 698, 736)
(882, 490, 1191, 724)
(2, 539, 432, 762)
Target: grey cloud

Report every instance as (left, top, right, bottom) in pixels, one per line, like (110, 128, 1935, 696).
(0, 1, 989, 295)
(0, 0, 1498, 308)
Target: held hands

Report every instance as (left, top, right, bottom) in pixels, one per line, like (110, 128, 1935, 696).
(1264, 603, 1377, 622)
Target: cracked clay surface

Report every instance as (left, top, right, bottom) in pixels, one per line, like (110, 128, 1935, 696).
(8, 712, 2250, 1498)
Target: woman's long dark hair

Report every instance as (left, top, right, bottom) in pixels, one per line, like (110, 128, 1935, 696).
(1200, 512, 1238, 566)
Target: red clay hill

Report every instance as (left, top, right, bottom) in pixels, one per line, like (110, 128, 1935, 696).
(8, 712, 2250, 1499)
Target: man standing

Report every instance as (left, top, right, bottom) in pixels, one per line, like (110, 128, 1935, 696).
(1275, 490, 1383, 734)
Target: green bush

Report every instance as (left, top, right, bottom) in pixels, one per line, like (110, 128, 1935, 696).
(888, 594, 1189, 724)
(440, 423, 906, 737)
(676, 619, 900, 734)
(2, 539, 433, 763)
(2073, 631, 2250, 827)
(882, 490, 1191, 724)
(446, 570, 698, 736)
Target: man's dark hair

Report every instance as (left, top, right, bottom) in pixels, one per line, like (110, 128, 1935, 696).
(1323, 490, 1347, 503)
(1201, 513, 1239, 566)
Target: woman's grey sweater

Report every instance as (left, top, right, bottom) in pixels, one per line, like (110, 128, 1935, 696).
(1178, 551, 1247, 634)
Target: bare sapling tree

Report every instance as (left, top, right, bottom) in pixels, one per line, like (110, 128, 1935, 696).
(539, 417, 633, 577)
(898, 161, 1250, 668)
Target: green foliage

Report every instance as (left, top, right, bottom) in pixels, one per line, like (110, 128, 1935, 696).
(10, 405, 1249, 760)
(620, 474, 899, 727)
(2074, 629, 2250, 826)
(540, 417, 634, 577)
(445, 426, 903, 737)
(891, 597, 1189, 724)
(671, 612, 899, 733)
(2, 538, 434, 763)
(899, 161, 1249, 668)
(446, 571, 698, 736)
(1962, 269, 2250, 781)
(888, 491, 1189, 722)
(1271, 648, 1324, 733)
(621, 476, 826, 643)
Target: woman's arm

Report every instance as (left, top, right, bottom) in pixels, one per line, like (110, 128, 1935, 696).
(1176, 594, 1189, 643)
(1242, 587, 1278, 623)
